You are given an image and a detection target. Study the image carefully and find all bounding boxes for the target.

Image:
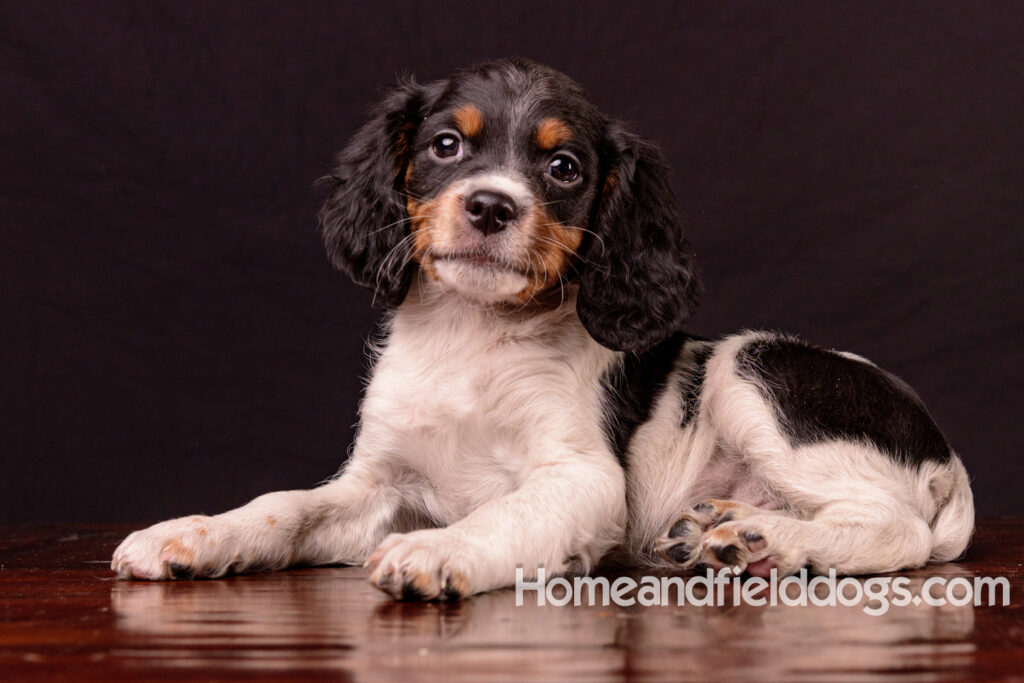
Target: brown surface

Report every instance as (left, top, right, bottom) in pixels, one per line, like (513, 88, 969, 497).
(1, 519, 1023, 682)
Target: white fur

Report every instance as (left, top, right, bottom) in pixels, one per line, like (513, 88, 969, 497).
(460, 172, 535, 209)
(633, 331, 974, 576)
(112, 308, 974, 596)
(433, 259, 529, 300)
(114, 282, 625, 597)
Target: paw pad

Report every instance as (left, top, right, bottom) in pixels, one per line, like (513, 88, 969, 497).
(711, 543, 741, 565)
(668, 519, 696, 539)
(741, 530, 767, 552)
(663, 543, 693, 564)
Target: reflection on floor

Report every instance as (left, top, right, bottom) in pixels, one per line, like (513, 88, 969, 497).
(1, 519, 1021, 681)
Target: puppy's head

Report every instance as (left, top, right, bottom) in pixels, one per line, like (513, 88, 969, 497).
(319, 58, 699, 352)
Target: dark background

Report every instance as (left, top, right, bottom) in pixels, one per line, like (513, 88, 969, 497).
(2, 2, 1022, 522)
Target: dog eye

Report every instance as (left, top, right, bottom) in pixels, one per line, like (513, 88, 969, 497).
(547, 154, 580, 183)
(430, 132, 463, 160)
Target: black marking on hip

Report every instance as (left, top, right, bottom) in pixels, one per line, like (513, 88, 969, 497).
(736, 337, 952, 466)
(600, 333, 687, 465)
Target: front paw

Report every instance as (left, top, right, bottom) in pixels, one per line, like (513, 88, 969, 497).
(111, 516, 225, 580)
(366, 530, 472, 601)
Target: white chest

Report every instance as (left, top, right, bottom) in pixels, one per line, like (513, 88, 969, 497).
(356, 297, 614, 521)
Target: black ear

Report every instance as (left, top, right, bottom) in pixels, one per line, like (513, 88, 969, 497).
(318, 79, 434, 307)
(576, 123, 701, 352)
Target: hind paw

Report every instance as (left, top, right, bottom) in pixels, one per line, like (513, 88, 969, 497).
(655, 500, 802, 577)
(656, 499, 755, 566)
(696, 522, 778, 576)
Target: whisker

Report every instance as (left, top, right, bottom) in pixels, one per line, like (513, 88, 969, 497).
(532, 234, 599, 269)
(533, 198, 568, 208)
(372, 230, 419, 301)
(514, 249, 543, 311)
(416, 261, 428, 303)
(368, 215, 417, 235)
(556, 224, 607, 256)
(532, 234, 575, 255)
(537, 220, 606, 255)
(556, 269, 568, 308)
(390, 187, 429, 202)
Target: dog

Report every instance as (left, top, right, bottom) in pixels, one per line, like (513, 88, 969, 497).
(112, 58, 974, 599)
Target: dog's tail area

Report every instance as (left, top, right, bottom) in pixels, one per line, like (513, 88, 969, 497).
(929, 452, 975, 563)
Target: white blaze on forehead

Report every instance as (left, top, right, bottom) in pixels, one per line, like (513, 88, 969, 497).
(458, 173, 534, 209)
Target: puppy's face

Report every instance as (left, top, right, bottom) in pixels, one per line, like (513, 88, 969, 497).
(321, 58, 700, 352)
(403, 68, 604, 303)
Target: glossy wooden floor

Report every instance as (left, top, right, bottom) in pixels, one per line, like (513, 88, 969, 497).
(1, 520, 1023, 682)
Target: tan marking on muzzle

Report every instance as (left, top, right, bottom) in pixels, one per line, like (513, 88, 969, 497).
(517, 206, 584, 301)
(407, 189, 465, 281)
(406, 196, 437, 280)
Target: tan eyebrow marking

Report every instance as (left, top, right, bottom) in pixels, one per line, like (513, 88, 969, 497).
(536, 117, 572, 150)
(453, 104, 484, 138)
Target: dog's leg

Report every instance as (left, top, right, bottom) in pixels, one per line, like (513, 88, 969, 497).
(652, 333, 959, 578)
(111, 462, 400, 580)
(658, 498, 933, 577)
(366, 455, 626, 600)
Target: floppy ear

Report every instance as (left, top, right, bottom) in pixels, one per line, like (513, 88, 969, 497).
(576, 123, 701, 352)
(318, 79, 433, 307)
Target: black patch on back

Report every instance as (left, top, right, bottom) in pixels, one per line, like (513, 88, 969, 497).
(736, 337, 952, 466)
(600, 333, 687, 465)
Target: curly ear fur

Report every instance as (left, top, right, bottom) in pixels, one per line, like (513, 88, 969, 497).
(576, 123, 701, 352)
(318, 80, 433, 307)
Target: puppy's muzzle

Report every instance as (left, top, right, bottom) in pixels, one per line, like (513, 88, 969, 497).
(463, 190, 519, 236)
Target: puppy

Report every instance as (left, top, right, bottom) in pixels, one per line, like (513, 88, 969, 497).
(112, 58, 974, 599)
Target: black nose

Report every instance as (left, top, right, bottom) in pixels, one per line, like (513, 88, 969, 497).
(464, 190, 518, 235)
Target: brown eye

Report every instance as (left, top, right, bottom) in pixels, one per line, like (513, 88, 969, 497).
(430, 132, 463, 160)
(547, 154, 580, 183)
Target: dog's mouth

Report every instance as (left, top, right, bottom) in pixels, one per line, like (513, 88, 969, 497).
(434, 250, 528, 276)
